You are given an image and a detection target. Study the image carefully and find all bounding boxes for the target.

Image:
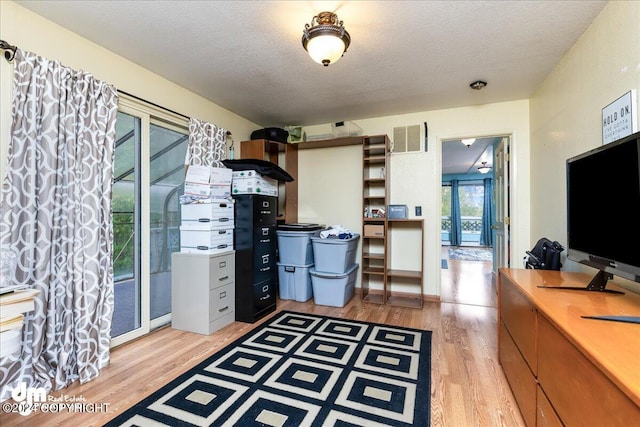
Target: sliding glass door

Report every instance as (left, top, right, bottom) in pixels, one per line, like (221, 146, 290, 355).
(111, 102, 188, 346)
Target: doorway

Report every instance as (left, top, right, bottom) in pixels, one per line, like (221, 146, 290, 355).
(440, 136, 510, 306)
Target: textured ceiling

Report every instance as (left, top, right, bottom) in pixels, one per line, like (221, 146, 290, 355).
(14, 0, 607, 128)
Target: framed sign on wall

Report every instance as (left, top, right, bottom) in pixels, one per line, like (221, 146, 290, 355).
(602, 90, 637, 144)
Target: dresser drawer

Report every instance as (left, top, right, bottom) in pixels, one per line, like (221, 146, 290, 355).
(209, 283, 234, 321)
(499, 321, 537, 427)
(500, 275, 537, 374)
(209, 252, 234, 288)
(538, 314, 640, 426)
(536, 386, 562, 427)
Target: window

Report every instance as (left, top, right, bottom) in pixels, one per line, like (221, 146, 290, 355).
(441, 182, 484, 245)
(111, 96, 189, 347)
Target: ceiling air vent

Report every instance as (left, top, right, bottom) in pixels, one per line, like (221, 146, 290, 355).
(392, 125, 421, 153)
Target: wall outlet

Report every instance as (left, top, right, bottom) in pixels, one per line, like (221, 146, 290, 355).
(415, 206, 422, 216)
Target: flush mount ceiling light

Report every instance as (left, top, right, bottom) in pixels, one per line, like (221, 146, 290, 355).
(461, 138, 476, 147)
(302, 11, 351, 67)
(469, 80, 487, 90)
(478, 161, 492, 174)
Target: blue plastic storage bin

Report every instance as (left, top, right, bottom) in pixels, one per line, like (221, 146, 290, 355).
(277, 224, 323, 265)
(310, 263, 359, 307)
(277, 262, 314, 302)
(310, 234, 360, 274)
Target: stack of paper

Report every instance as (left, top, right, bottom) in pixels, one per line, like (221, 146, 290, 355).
(0, 288, 39, 358)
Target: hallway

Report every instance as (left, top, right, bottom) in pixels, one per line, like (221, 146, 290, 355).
(441, 246, 496, 307)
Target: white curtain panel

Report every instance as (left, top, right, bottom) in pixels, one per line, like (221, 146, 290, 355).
(0, 49, 118, 400)
(186, 118, 227, 167)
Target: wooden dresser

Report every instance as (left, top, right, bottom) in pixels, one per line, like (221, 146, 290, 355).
(498, 268, 640, 426)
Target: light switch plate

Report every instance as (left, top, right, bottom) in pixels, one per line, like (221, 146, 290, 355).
(415, 206, 422, 216)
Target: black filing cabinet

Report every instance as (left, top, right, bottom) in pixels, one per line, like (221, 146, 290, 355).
(233, 194, 277, 322)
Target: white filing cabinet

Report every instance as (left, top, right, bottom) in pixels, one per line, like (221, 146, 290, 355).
(171, 251, 235, 335)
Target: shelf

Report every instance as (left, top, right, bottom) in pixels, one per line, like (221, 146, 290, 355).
(296, 136, 364, 150)
(362, 293, 385, 305)
(363, 217, 386, 222)
(362, 252, 385, 260)
(388, 269, 422, 279)
(362, 266, 385, 275)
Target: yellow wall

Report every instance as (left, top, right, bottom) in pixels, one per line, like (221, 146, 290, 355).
(0, 1, 259, 182)
(530, 0, 640, 293)
(300, 100, 531, 296)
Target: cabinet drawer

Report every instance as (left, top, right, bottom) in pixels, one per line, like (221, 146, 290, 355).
(209, 283, 234, 321)
(499, 321, 537, 427)
(209, 253, 234, 288)
(536, 386, 562, 427)
(253, 279, 276, 310)
(538, 315, 640, 426)
(500, 275, 537, 374)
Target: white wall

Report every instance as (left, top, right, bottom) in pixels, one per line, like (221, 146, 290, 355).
(301, 100, 531, 297)
(530, 1, 640, 293)
(0, 1, 259, 182)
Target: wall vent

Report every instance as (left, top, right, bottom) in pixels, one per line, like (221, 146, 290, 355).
(392, 125, 421, 153)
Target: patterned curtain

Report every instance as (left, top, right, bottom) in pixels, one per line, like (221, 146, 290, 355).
(449, 180, 462, 246)
(480, 178, 494, 246)
(0, 49, 118, 400)
(185, 118, 227, 167)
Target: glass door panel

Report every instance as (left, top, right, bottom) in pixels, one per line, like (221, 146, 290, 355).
(112, 111, 141, 338)
(149, 122, 187, 322)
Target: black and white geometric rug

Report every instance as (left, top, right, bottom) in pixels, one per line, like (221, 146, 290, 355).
(105, 311, 432, 427)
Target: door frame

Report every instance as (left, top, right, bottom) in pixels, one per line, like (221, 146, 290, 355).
(437, 133, 514, 294)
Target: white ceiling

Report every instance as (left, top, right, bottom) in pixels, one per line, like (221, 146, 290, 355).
(14, 0, 607, 129)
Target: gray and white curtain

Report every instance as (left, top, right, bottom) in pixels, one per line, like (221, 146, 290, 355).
(185, 118, 227, 167)
(0, 49, 118, 400)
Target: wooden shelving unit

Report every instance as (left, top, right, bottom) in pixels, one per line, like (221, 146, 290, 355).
(240, 139, 298, 223)
(387, 218, 424, 308)
(361, 135, 389, 304)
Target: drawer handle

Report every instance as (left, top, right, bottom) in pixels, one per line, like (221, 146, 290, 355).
(218, 230, 228, 235)
(262, 285, 269, 292)
(260, 210, 271, 215)
(262, 255, 269, 264)
(260, 267, 271, 272)
(219, 261, 226, 268)
(260, 294, 270, 300)
(217, 244, 229, 249)
(219, 217, 230, 222)
(197, 218, 211, 223)
(219, 306, 229, 312)
(219, 203, 228, 208)
(218, 276, 229, 282)
(219, 291, 227, 298)
(285, 266, 296, 272)
(197, 245, 208, 250)
(259, 239, 270, 243)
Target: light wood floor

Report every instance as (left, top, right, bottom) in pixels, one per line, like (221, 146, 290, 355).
(1, 259, 524, 427)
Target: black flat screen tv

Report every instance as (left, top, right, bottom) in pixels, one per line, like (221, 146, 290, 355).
(561, 131, 640, 324)
(566, 130, 640, 287)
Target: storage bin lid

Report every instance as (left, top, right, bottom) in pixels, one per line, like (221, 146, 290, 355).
(310, 263, 359, 278)
(278, 223, 324, 231)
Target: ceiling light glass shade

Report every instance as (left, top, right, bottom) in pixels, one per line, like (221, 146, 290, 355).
(306, 35, 346, 66)
(461, 138, 476, 147)
(478, 162, 492, 173)
(302, 12, 351, 67)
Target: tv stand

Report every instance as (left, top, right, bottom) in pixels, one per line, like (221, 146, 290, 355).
(537, 269, 625, 295)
